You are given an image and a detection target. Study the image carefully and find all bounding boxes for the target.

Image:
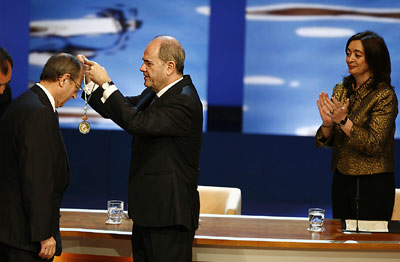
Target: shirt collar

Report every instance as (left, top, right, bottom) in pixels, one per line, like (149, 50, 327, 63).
(156, 77, 183, 97)
(354, 77, 374, 100)
(36, 83, 56, 112)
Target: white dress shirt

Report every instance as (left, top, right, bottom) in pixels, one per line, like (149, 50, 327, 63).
(36, 83, 56, 112)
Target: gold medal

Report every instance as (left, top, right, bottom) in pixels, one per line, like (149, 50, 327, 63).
(79, 74, 94, 134)
(79, 121, 90, 134)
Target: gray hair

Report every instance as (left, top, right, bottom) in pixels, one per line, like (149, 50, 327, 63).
(40, 53, 82, 81)
(155, 36, 185, 74)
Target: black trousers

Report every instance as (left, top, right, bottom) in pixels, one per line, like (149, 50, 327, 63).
(131, 224, 195, 262)
(0, 242, 52, 262)
(332, 170, 395, 220)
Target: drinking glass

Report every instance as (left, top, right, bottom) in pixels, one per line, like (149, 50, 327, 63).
(106, 200, 124, 224)
(308, 208, 325, 232)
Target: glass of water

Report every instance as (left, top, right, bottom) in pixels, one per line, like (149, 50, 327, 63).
(308, 208, 325, 232)
(106, 200, 124, 224)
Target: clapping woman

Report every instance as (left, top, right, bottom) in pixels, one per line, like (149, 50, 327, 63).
(316, 31, 398, 220)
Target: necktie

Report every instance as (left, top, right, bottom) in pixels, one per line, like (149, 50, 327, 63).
(55, 110, 60, 124)
(150, 95, 158, 106)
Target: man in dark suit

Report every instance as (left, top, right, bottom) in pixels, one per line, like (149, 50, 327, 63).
(0, 47, 13, 117)
(78, 35, 203, 262)
(0, 53, 83, 261)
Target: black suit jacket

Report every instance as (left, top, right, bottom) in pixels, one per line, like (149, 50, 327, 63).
(0, 85, 70, 255)
(87, 75, 203, 230)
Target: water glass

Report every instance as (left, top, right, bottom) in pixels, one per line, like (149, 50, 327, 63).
(106, 200, 124, 224)
(308, 208, 325, 232)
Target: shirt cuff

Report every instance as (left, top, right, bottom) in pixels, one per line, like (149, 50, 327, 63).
(83, 81, 99, 94)
(101, 85, 118, 103)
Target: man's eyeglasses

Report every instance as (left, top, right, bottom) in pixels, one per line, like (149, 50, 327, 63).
(70, 77, 82, 91)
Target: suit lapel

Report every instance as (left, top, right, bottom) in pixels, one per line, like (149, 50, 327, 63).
(156, 75, 191, 102)
(137, 75, 191, 109)
(137, 88, 156, 110)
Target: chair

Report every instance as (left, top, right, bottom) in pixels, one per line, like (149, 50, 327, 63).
(198, 185, 242, 215)
(391, 188, 400, 221)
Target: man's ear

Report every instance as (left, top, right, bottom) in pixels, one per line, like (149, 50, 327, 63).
(166, 61, 176, 76)
(58, 73, 71, 87)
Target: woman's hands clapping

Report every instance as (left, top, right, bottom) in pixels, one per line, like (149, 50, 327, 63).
(317, 92, 349, 127)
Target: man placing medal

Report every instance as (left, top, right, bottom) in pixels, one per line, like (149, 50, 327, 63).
(75, 36, 203, 262)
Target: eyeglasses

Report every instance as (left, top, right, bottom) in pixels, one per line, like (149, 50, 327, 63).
(70, 77, 82, 91)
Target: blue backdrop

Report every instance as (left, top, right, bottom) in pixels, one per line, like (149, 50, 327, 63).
(3, 0, 400, 218)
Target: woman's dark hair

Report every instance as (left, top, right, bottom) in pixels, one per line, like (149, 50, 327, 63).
(343, 31, 391, 89)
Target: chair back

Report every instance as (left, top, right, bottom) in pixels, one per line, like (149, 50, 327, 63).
(198, 185, 242, 215)
(391, 188, 400, 221)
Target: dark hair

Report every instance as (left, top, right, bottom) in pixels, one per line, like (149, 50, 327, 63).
(40, 53, 82, 81)
(0, 47, 14, 75)
(344, 31, 391, 88)
(154, 36, 185, 74)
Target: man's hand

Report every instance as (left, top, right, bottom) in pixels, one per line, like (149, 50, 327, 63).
(76, 54, 92, 84)
(77, 57, 112, 86)
(86, 60, 112, 86)
(39, 236, 56, 259)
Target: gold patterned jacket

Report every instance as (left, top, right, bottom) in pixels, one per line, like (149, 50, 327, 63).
(316, 79, 398, 175)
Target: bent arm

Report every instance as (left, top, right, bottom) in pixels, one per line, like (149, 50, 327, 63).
(105, 90, 195, 136)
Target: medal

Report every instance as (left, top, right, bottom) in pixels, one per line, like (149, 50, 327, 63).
(79, 121, 90, 134)
(78, 74, 93, 134)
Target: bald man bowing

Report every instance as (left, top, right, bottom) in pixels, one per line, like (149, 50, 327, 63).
(78, 35, 203, 262)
